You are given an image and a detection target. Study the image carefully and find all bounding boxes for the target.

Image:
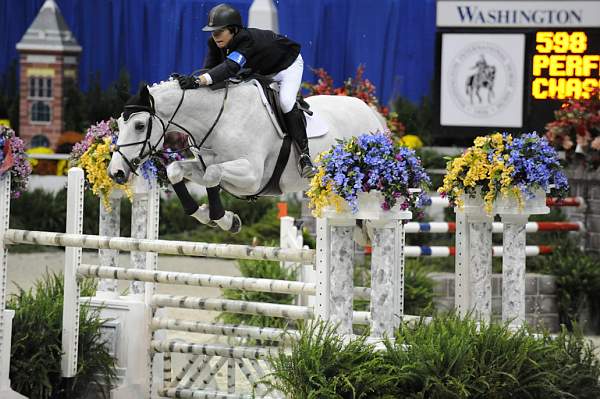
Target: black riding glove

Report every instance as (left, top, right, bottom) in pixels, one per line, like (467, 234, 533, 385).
(176, 74, 200, 90)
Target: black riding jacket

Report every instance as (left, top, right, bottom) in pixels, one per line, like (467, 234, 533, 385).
(203, 28, 301, 83)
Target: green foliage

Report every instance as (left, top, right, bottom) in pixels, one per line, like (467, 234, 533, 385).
(7, 273, 116, 398)
(264, 321, 393, 399)
(267, 315, 600, 398)
(383, 314, 600, 398)
(392, 92, 434, 144)
(64, 68, 132, 133)
(536, 240, 600, 331)
(218, 257, 297, 334)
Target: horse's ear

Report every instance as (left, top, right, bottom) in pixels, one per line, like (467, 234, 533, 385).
(138, 83, 150, 106)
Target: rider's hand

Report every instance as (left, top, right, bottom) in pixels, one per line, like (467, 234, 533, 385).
(177, 75, 200, 90)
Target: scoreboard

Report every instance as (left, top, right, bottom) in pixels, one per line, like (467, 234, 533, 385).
(435, 1, 600, 145)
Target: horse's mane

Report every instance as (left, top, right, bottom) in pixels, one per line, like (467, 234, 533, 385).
(147, 79, 180, 96)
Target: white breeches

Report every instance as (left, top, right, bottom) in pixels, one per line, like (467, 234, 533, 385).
(272, 54, 303, 114)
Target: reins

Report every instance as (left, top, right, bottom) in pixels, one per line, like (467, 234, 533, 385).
(115, 82, 229, 174)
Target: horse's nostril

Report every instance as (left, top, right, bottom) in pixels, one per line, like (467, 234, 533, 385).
(114, 170, 126, 184)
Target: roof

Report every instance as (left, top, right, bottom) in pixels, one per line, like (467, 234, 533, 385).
(16, 0, 81, 53)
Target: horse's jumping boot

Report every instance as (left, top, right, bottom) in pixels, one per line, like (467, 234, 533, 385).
(214, 211, 242, 234)
(190, 204, 217, 227)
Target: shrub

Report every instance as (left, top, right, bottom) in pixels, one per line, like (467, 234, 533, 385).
(537, 240, 600, 331)
(264, 321, 393, 399)
(8, 272, 116, 398)
(266, 315, 600, 398)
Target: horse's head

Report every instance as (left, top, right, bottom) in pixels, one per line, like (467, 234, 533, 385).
(108, 85, 164, 184)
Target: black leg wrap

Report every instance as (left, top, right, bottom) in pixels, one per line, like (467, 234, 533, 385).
(207, 186, 225, 220)
(172, 181, 199, 215)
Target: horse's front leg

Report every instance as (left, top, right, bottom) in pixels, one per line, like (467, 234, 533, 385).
(168, 160, 216, 227)
(203, 158, 262, 234)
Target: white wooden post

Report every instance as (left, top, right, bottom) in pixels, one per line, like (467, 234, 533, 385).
(500, 214, 529, 328)
(130, 176, 149, 296)
(97, 192, 121, 297)
(454, 211, 471, 316)
(467, 212, 494, 322)
(315, 217, 356, 336)
(62, 167, 85, 377)
(0, 173, 27, 398)
(370, 220, 406, 338)
(146, 183, 164, 399)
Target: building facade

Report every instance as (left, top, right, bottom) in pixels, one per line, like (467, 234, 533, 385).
(16, 0, 81, 148)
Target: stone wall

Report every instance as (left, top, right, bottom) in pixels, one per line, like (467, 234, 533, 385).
(429, 272, 559, 332)
(564, 168, 600, 252)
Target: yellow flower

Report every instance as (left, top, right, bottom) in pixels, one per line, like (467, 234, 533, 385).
(397, 134, 423, 150)
(76, 138, 132, 210)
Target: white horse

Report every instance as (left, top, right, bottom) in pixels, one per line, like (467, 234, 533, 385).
(108, 79, 385, 232)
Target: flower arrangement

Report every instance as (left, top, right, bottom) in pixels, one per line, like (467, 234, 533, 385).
(0, 126, 32, 198)
(70, 119, 183, 210)
(307, 132, 431, 217)
(302, 65, 406, 140)
(439, 132, 569, 214)
(545, 89, 600, 169)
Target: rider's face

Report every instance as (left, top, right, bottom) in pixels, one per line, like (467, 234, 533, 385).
(212, 28, 234, 48)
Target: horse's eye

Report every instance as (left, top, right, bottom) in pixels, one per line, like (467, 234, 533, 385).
(134, 121, 145, 131)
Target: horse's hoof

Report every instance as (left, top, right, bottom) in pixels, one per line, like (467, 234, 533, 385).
(214, 211, 242, 234)
(229, 214, 242, 234)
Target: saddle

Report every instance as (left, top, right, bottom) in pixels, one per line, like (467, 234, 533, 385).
(209, 71, 316, 198)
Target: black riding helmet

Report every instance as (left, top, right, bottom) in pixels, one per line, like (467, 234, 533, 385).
(202, 3, 243, 31)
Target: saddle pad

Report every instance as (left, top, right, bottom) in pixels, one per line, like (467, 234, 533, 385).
(249, 80, 329, 139)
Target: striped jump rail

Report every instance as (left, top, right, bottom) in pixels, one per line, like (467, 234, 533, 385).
(3, 229, 315, 264)
(151, 294, 373, 325)
(151, 318, 300, 343)
(404, 221, 584, 233)
(77, 264, 371, 300)
(368, 245, 553, 257)
(425, 196, 584, 208)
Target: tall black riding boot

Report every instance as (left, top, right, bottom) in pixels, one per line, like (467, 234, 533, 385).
(283, 106, 316, 178)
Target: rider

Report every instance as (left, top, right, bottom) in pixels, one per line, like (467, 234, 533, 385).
(178, 3, 316, 178)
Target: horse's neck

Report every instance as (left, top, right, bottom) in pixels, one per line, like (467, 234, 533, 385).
(153, 84, 268, 144)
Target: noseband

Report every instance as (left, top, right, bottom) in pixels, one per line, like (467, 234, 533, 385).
(115, 82, 229, 175)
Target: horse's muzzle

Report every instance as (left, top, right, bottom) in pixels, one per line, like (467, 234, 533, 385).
(111, 170, 127, 185)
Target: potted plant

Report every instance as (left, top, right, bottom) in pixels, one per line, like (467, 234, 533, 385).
(438, 132, 569, 215)
(69, 119, 182, 210)
(0, 126, 32, 198)
(307, 132, 431, 219)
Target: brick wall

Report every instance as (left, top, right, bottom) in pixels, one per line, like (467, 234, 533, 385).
(429, 272, 559, 332)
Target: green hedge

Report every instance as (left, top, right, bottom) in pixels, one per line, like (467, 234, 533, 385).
(8, 273, 116, 398)
(266, 316, 600, 398)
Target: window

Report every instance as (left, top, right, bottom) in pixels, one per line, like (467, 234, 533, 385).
(29, 77, 52, 99)
(31, 101, 51, 122)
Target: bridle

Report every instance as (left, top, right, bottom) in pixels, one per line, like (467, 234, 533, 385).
(115, 82, 229, 175)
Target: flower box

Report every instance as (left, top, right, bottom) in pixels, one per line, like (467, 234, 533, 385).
(494, 187, 549, 216)
(322, 190, 413, 220)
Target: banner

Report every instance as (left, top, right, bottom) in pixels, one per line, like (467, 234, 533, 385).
(440, 33, 525, 127)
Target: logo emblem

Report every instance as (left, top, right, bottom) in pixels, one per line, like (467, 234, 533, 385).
(448, 42, 516, 118)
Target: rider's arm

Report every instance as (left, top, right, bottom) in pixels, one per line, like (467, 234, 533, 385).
(203, 32, 253, 85)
